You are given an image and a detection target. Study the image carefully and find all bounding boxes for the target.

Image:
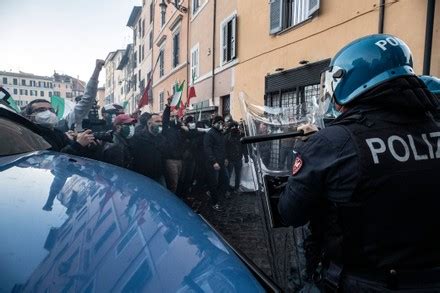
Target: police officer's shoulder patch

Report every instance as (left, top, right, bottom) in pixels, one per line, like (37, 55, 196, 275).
(292, 155, 303, 175)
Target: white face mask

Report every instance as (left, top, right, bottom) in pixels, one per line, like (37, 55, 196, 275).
(34, 110, 59, 127)
(126, 125, 135, 139)
(188, 123, 196, 129)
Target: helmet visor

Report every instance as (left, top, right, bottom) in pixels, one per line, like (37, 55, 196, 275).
(318, 66, 343, 120)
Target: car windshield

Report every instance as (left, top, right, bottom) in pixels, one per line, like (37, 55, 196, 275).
(0, 116, 50, 156)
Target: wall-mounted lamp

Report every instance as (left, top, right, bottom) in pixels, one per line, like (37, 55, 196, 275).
(160, 0, 188, 14)
(299, 60, 309, 65)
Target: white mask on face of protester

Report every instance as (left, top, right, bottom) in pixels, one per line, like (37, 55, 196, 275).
(34, 110, 59, 128)
(188, 123, 196, 129)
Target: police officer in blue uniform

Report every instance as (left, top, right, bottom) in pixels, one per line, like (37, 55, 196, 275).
(278, 34, 440, 291)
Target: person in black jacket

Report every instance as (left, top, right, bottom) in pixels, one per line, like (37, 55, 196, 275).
(278, 34, 440, 291)
(101, 114, 135, 169)
(225, 121, 249, 194)
(204, 115, 228, 212)
(162, 103, 186, 194)
(130, 113, 167, 185)
(24, 99, 95, 155)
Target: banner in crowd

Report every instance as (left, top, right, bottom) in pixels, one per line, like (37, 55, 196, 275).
(51, 95, 75, 119)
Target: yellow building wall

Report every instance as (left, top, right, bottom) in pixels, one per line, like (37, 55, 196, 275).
(152, 2, 189, 113)
(233, 0, 438, 119)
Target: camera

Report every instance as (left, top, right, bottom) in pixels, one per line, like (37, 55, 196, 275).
(93, 131, 114, 143)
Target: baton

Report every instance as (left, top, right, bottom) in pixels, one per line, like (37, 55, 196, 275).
(240, 130, 305, 144)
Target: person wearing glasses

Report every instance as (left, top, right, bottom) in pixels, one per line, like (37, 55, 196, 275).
(24, 99, 94, 153)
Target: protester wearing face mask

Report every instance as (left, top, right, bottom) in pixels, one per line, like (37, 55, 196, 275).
(204, 115, 229, 212)
(130, 113, 167, 185)
(179, 116, 204, 199)
(25, 99, 95, 154)
(101, 114, 136, 169)
(225, 121, 249, 195)
(161, 102, 186, 195)
(101, 103, 125, 131)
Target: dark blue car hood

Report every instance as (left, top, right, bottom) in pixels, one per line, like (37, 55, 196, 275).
(0, 151, 264, 292)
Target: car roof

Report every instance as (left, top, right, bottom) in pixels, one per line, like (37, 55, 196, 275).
(0, 151, 264, 292)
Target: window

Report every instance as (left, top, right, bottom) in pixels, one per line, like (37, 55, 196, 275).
(172, 31, 180, 68)
(159, 49, 165, 77)
(133, 74, 137, 91)
(270, 0, 320, 34)
(19, 89, 23, 95)
(161, 10, 166, 27)
(139, 45, 142, 63)
(22, 79, 26, 86)
(30, 90, 34, 96)
(159, 91, 165, 111)
(13, 78, 17, 85)
(49, 92, 52, 97)
(2, 77, 7, 84)
(190, 45, 199, 84)
(24, 90, 28, 95)
(150, 3, 154, 23)
(13, 89, 18, 95)
(149, 31, 153, 50)
(133, 51, 138, 68)
(192, 0, 201, 15)
(138, 70, 142, 83)
(138, 19, 142, 37)
(142, 45, 145, 61)
(142, 19, 145, 37)
(221, 15, 237, 64)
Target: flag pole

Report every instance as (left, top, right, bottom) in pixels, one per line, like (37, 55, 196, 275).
(137, 51, 163, 110)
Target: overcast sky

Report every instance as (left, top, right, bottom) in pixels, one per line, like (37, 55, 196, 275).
(0, 0, 140, 85)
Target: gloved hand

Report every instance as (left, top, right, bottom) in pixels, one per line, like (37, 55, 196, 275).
(297, 123, 318, 135)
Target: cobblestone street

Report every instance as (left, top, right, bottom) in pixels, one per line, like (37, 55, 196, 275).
(186, 190, 303, 292)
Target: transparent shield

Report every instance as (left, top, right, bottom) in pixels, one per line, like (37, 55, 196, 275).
(239, 91, 318, 176)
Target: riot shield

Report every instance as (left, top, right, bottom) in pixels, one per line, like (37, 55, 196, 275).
(239, 92, 318, 228)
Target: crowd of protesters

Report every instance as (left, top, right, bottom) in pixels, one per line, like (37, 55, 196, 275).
(15, 59, 249, 212)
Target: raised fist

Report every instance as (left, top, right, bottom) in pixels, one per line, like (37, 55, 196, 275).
(96, 59, 105, 70)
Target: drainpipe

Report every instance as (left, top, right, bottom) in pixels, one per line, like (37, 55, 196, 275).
(211, 0, 217, 106)
(423, 0, 436, 75)
(187, 1, 190, 103)
(378, 0, 385, 33)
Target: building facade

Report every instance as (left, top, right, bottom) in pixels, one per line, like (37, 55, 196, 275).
(151, 0, 189, 113)
(53, 73, 85, 102)
(185, 0, 238, 120)
(233, 0, 440, 119)
(0, 71, 54, 108)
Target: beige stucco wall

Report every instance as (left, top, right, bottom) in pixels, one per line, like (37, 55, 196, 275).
(233, 0, 439, 119)
(152, 2, 189, 113)
(186, 0, 237, 113)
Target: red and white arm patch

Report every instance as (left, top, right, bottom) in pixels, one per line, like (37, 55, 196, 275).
(292, 155, 303, 175)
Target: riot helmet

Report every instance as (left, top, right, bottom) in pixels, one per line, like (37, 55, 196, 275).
(319, 34, 415, 119)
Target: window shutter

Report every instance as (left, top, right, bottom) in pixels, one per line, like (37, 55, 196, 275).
(222, 24, 228, 63)
(308, 0, 319, 17)
(270, 0, 283, 34)
(231, 16, 237, 60)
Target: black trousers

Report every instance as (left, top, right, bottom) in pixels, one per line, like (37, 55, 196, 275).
(206, 163, 228, 205)
(227, 159, 243, 191)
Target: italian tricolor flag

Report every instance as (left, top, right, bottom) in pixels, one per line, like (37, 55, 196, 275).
(170, 80, 185, 111)
(51, 95, 75, 119)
